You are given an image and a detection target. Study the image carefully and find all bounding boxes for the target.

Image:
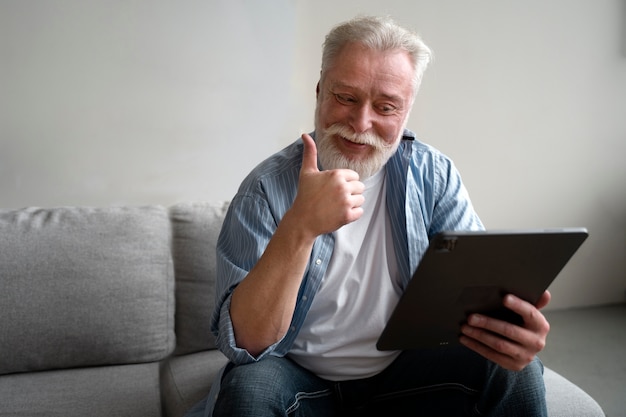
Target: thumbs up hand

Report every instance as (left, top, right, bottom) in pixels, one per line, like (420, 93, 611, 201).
(299, 132, 322, 176)
(290, 133, 365, 239)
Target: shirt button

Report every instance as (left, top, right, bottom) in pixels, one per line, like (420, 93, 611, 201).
(290, 326, 296, 332)
(302, 295, 308, 301)
(315, 259, 322, 265)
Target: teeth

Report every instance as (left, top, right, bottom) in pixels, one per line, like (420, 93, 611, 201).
(344, 137, 363, 145)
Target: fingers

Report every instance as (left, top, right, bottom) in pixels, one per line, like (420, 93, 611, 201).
(460, 294, 551, 371)
(535, 290, 551, 310)
(292, 133, 365, 236)
(503, 294, 551, 334)
(459, 327, 534, 371)
(300, 133, 320, 174)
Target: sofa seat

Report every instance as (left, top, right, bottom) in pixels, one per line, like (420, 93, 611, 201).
(0, 362, 162, 417)
(544, 367, 605, 416)
(161, 350, 229, 417)
(0, 202, 605, 416)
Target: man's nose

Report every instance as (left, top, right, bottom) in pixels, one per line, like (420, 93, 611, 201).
(349, 104, 374, 134)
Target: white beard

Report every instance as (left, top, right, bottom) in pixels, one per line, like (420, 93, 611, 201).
(315, 123, 401, 180)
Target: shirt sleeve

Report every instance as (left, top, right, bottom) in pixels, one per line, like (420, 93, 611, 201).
(211, 192, 284, 364)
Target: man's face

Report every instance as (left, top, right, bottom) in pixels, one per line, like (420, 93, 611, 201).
(314, 42, 415, 179)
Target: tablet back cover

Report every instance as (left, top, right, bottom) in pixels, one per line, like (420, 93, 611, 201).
(377, 229, 588, 351)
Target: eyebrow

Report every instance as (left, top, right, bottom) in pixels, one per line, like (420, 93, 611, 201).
(330, 81, 405, 105)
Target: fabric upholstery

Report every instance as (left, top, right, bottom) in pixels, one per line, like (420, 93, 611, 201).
(544, 367, 605, 417)
(0, 206, 175, 375)
(170, 202, 229, 355)
(161, 350, 229, 417)
(0, 202, 606, 417)
(0, 362, 162, 417)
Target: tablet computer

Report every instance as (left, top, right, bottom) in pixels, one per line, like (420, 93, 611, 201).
(376, 228, 588, 351)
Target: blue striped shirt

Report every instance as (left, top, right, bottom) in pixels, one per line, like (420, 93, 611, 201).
(211, 129, 483, 365)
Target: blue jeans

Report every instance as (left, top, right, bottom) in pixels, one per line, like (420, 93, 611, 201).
(198, 347, 546, 417)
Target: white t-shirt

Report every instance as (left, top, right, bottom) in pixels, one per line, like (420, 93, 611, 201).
(288, 169, 402, 381)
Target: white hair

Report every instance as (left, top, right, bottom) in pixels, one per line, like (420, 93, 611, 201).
(321, 15, 433, 98)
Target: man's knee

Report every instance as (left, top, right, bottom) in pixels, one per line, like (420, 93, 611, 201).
(214, 357, 331, 417)
(518, 357, 546, 395)
(480, 356, 547, 416)
(218, 358, 289, 407)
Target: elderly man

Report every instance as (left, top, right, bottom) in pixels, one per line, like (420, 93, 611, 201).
(187, 15, 550, 417)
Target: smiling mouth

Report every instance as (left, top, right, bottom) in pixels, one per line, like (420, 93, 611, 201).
(337, 134, 368, 147)
(335, 136, 374, 159)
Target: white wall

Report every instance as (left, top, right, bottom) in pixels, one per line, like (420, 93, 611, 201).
(1, 0, 624, 310)
(0, 0, 298, 206)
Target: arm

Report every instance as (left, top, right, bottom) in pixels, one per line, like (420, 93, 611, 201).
(459, 290, 551, 371)
(228, 133, 365, 357)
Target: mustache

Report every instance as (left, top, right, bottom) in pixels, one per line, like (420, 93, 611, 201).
(323, 124, 393, 150)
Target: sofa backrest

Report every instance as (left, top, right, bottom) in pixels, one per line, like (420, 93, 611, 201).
(169, 202, 229, 355)
(0, 206, 176, 375)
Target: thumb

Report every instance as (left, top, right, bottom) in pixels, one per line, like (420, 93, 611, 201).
(300, 133, 319, 173)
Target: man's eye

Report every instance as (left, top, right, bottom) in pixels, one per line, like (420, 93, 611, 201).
(378, 104, 397, 114)
(334, 94, 355, 104)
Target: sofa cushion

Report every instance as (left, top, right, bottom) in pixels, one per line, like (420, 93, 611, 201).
(170, 202, 229, 355)
(161, 350, 229, 417)
(0, 206, 175, 375)
(0, 362, 162, 417)
(544, 367, 605, 416)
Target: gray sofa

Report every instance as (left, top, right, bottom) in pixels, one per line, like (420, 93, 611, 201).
(0, 202, 605, 417)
